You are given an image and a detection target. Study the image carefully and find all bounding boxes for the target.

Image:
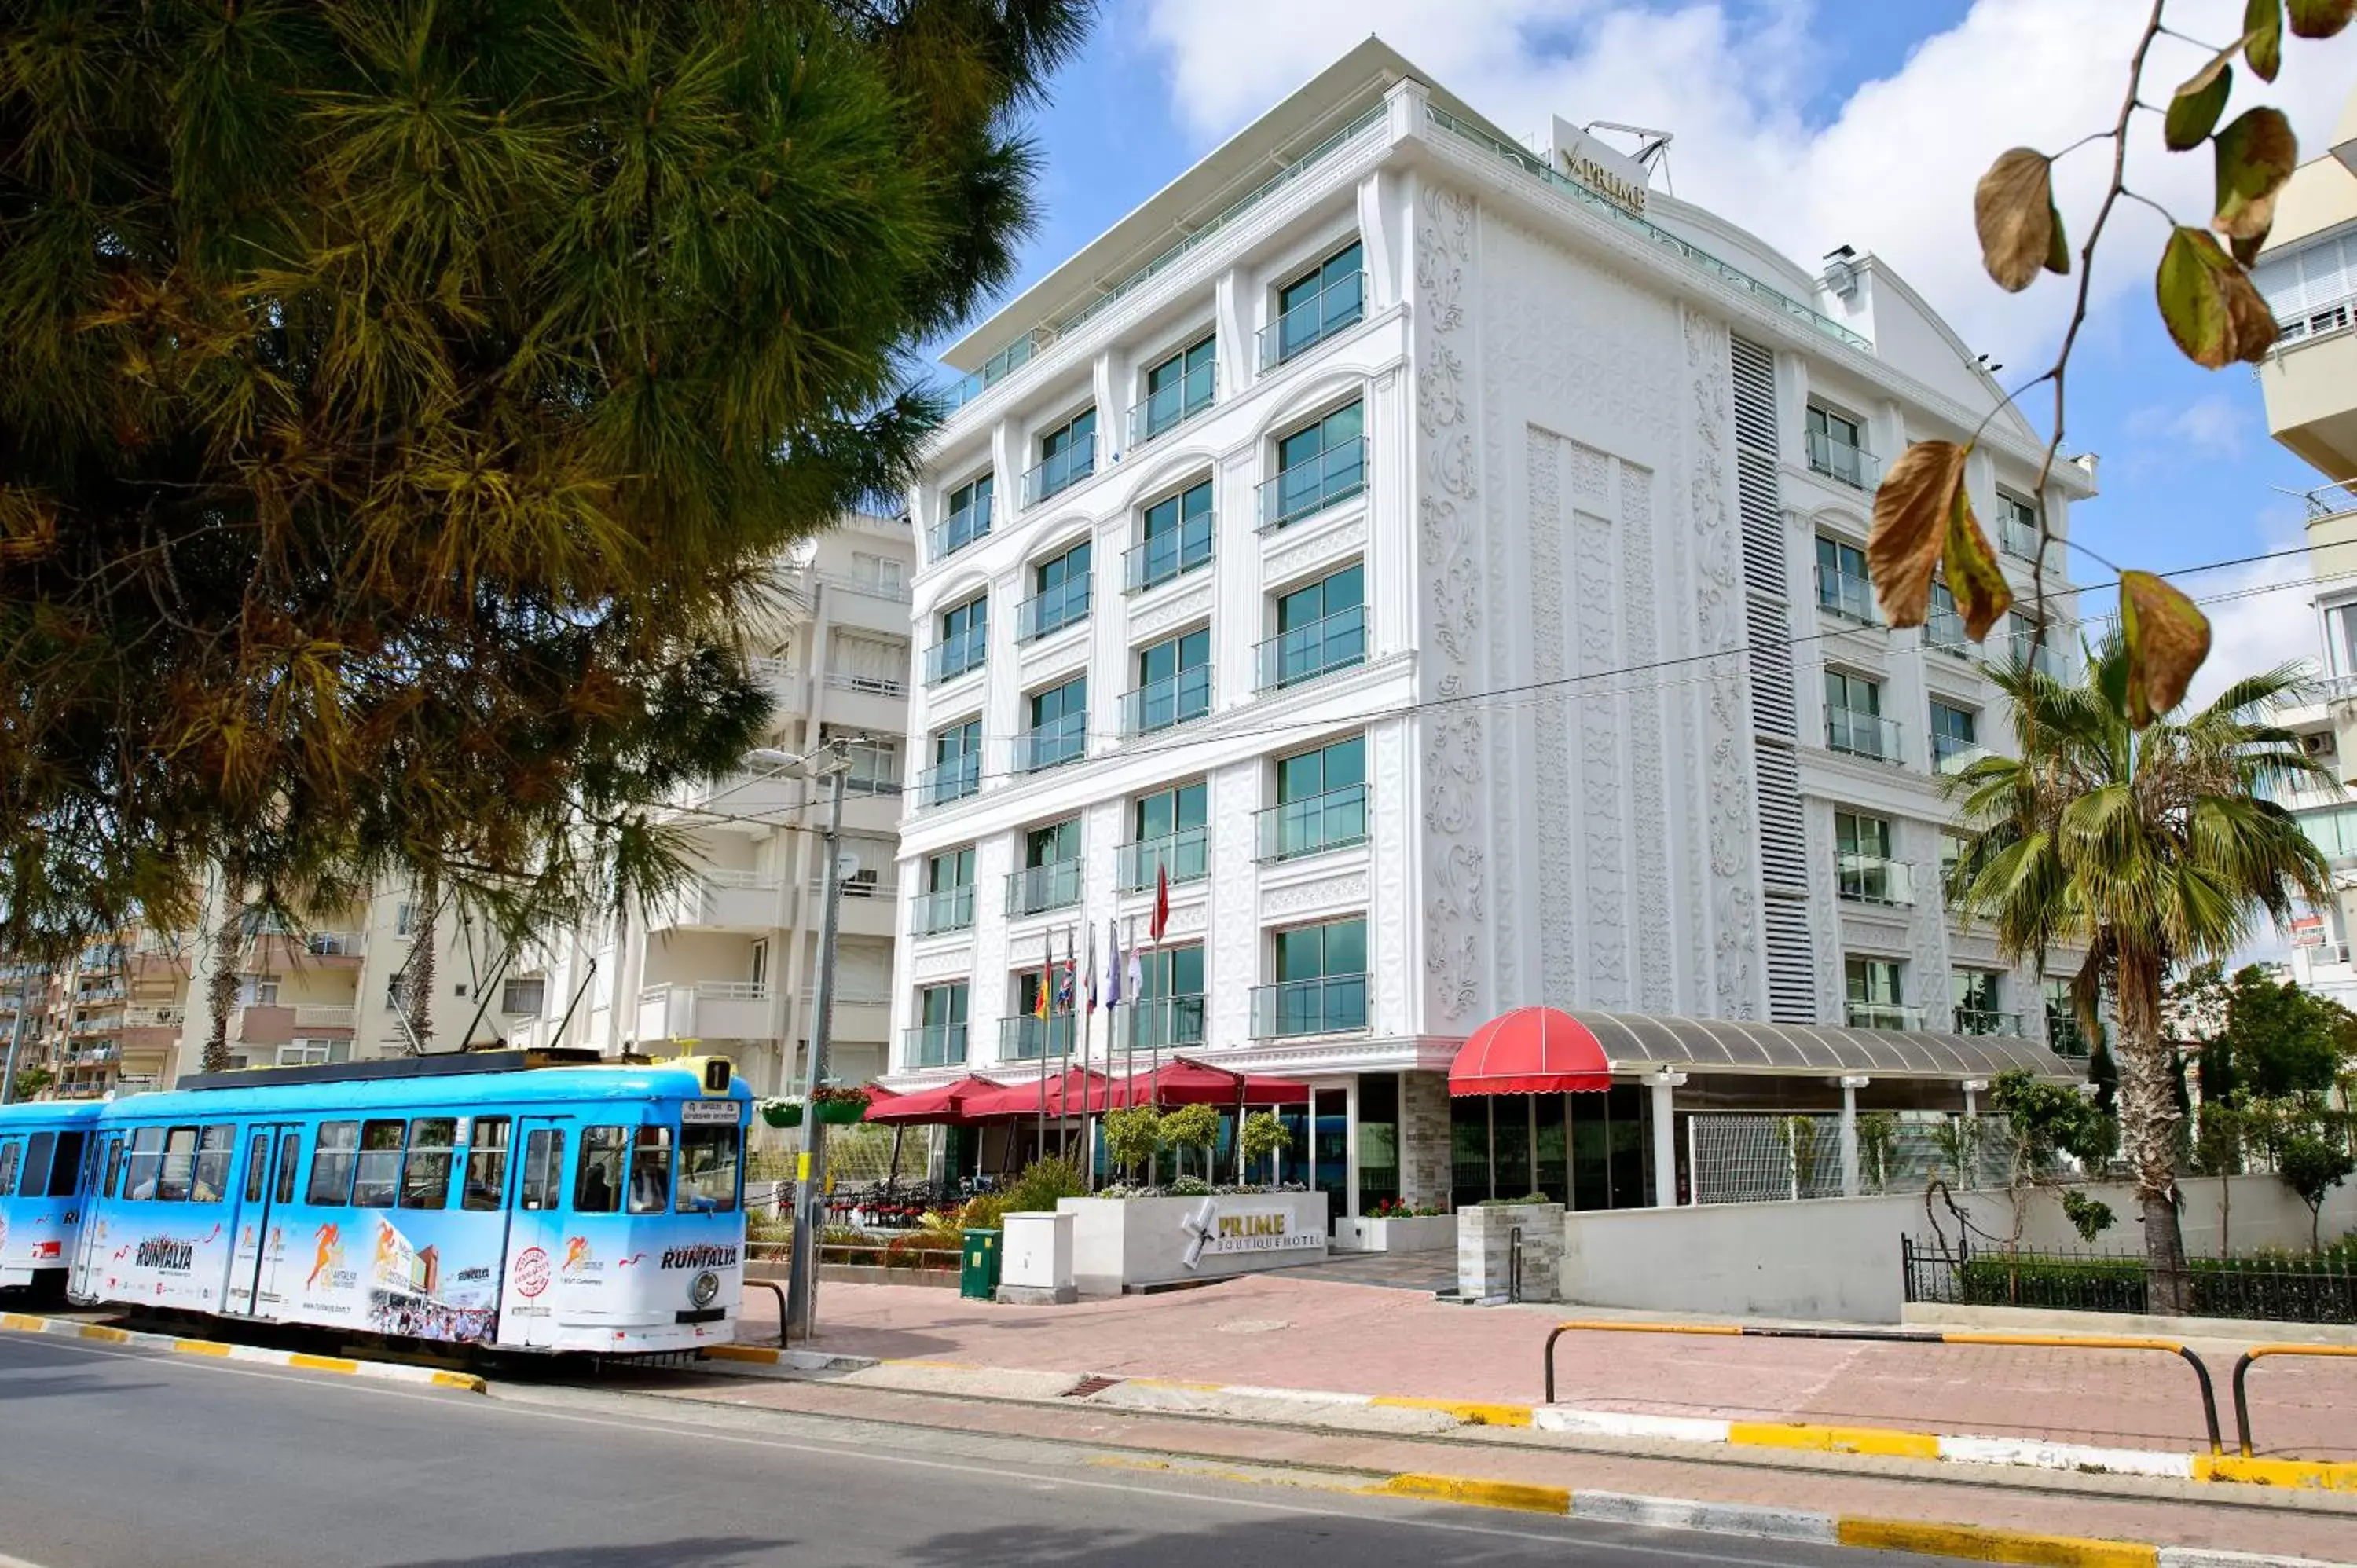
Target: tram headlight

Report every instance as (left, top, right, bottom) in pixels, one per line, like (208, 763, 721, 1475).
(688, 1270, 720, 1309)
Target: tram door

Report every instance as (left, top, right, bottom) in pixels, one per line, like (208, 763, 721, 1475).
(495, 1117, 570, 1350)
(224, 1124, 303, 1316)
(67, 1131, 123, 1300)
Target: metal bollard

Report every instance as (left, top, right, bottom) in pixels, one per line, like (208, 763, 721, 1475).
(1508, 1225, 1523, 1303)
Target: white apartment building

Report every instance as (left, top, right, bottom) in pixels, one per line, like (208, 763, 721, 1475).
(885, 39, 2093, 1217)
(515, 515, 918, 1099)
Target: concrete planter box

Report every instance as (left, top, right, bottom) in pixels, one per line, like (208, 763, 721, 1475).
(1459, 1202, 1564, 1302)
(1332, 1214, 1457, 1253)
(1060, 1192, 1329, 1295)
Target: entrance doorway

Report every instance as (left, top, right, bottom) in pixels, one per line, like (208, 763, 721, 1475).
(1449, 1087, 1653, 1209)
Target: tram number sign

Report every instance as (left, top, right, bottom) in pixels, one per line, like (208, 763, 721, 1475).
(511, 1246, 552, 1299)
(680, 1101, 741, 1125)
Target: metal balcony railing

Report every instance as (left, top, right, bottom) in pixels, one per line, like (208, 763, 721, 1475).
(1125, 516, 1215, 593)
(1932, 735, 1987, 775)
(1127, 360, 1217, 447)
(1125, 995, 1206, 1050)
(824, 669, 906, 698)
(1807, 429, 1880, 489)
(1826, 705, 1903, 764)
(1816, 566, 1877, 624)
(911, 885, 975, 937)
(904, 1024, 969, 1070)
(1120, 665, 1211, 735)
(1017, 573, 1091, 642)
(1251, 974, 1369, 1039)
(1835, 854, 1915, 907)
(1924, 606, 1972, 658)
(1255, 783, 1369, 862)
(2007, 632, 2073, 683)
(930, 495, 992, 560)
(1013, 710, 1087, 773)
(999, 1014, 1077, 1061)
(1952, 1008, 2022, 1037)
(1006, 859, 1084, 918)
(1846, 1000, 1922, 1031)
(2000, 513, 2040, 561)
(1256, 437, 1367, 530)
(1021, 433, 1096, 507)
(1258, 270, 1365, 368)
(926, 625, 988, 684)
(918, 754, 981, 808)
(1118, 826, 1209, 891)
(1255, 606, 1365, 691)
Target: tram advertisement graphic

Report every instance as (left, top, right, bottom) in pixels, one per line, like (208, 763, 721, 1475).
(511, 1246, 552, 1299)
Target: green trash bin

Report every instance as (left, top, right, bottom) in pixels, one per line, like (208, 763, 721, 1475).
(960, 1228, 1002, 1301)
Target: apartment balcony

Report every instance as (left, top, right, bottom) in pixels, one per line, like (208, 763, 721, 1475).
(2007, 631, 2074, 683)
(1006, 859, 1084, 920)
(918, 754, 981, 808)
(1815, 566, 1877, 625)
(1021, 434, 1096, 507)
(2000, 514, 2041, 561)
(1118, 826, 1209, 892)
(1120, 665, 1211, 736)
(1807, 430, 1880, 490)
(233, 1005, 298, 1046)
(903, 1023, 969, 1071)
(811, 872, 898, 939)
(1953, 1008, 2022, 1037)
(1933, 735, 1988, 775)
(929, 494, 992, 561)
(1258, 270, 1365, 368)
(1825, 706, 1904, 765)
(911, 885, 976, 938)
(1016, 574, 1091, 643)
(799, 983, 890, 1045)
(70, 1011, 122, 1037)
(249, 930, 365, 969)
(1845, 1001, 1922, 1031)
(750, 655, 800, 706)
(1127, 361, 1216, 448)
(1013, 710, 1086, 774)
(1835, 854, 1915, 907)
(2046, 1014, 2096, 1059)
(292, 1005, 357, 1035)
(1251, 974, 1369, 1039)
(1923, 606, 1973, 659)
(1122, 995, 1207, 1052)
(999, 1014, 1077, 1062)
(1255, 606, 1365, 692)
(1255, 784, 1368, 863)
(1125, 515, 1214, 594)
(648, 870, 784, 933)
(2256, 309, 2357, 477)
(1256, 438, 1366, 530)
(812, 562, 913, 605)
(636, 980, 775, 1043)
(925, 625, 988, 685)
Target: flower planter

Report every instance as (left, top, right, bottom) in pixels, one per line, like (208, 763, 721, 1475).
(813, 1098, 867, 1125)
(1332, 1213, 1456, 1254)
(759, 1101, 803, 1129)
(1058, 1192, 1329, 1295)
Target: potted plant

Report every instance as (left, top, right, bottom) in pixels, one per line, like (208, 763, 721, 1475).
(812, 1084, 871, 1125)
(1239, 1110, 1289, 1184)
(758, 1097, 803, 1129)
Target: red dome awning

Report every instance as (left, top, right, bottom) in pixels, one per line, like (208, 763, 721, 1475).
(1449, 1006, 1613, 1095)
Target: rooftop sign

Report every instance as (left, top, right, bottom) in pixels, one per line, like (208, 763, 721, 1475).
(1547, 116, 1651, 217)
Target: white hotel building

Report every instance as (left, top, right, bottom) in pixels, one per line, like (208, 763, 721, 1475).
(885, 40, 2090, 1215)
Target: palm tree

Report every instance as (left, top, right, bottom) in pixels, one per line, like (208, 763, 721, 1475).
(1945, 636, 2328, 1311)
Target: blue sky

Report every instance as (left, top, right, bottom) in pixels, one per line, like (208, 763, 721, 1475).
(950, 0, 2356, 694)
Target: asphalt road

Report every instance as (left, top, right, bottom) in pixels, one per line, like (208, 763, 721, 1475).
(0, 1331, 1970, 1568)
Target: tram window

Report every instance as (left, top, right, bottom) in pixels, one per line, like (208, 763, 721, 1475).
(519, 1128, 564, 1211)
(574, 1126, 627, 1214)
(307, 1121, 360, 1206)
(103, 1138, 123, 1200)
(462, 1117, 511, 1211)
(275, 1130, 301, 1203)
(49, 1131, 87, 1199)
(123, 1127, 163, 1199)
(351, 1119, 405, 1208)
(244, 1134, 269, 1203)
(401, 1118, 456, 1211)
(192, 1124, 235, 1203)
(0, 1138, 18, 1197)
(626, 1127, 673, 1214)
(676, 1124, 741, 1214)
(19, 1132, 54, 1200)
(155, 1127, 198, 1202)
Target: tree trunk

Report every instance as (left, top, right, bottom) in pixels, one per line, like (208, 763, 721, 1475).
(408, 875, 439, 1053)
(2116, 947, 2192, 1313)
(200, 870, 245, 1075)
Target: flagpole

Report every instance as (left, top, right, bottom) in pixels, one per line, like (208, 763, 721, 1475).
(1034, 925, 1049, 1166)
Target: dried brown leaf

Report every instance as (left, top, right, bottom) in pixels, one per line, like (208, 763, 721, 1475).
(1868, 441, 1967, 628)
(1974, 149, 2056, 293)
(2118, 570, 2212, 727)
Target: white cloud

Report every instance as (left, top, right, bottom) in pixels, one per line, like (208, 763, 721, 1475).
(2179, 520, 2322, 711)
(2124, 392, 2251, 460)
(1139, 0, 2356, 368)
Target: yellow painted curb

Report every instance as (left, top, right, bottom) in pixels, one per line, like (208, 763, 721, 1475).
(705, 1344, 783, 1365)
(1, 1313, 46, 1332)
(1124, 1376, 1230, 1394)
(430, 1371, 486, 1391)
(172, 1338, 233, 1357)
(288, 1352, 361, 1374)
(75, 1324, 130, 1344)
(1728, 1421, 1941, 1460)
(1835, 1517, 2156, 1568)
(2193, 1454, 2357, 1491)
(1376, 1473, 1571, 1515)
(1, 1311, 487, 1394)
(1370, 1396, 1535, 1428)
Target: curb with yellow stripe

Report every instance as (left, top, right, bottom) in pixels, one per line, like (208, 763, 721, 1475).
(1, 1310, 485, 1394)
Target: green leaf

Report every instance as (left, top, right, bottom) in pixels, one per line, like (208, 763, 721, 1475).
(2045, 200, 2071, 277)
(1868, 441, 1967, 626)
(2213, 106, 2299, 240)
(2165, 57, 2233, 150)
(2245, 0, 2285, 79)
(2288, 0, 2355, 38)
(2118, 570, 2212, 728)
(2156, 225, 2279, 368)
(1944, 484, 2013, 641)
(1974, 148, 2056, 292)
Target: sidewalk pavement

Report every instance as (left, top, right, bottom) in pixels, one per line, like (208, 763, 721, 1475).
(745, 1270, 2357, 1461)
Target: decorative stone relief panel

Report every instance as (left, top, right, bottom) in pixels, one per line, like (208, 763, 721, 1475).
(1574, 445, 1628, 1007)
(1126, 581, 1216, 642)
(913, 947, 976, 982)
(1802, 803, 1842, 1022)
(1369, 719, 1414, 1037)
(1904, 818, 1952, 1030)
(1527, 427, 1574, 1005)
(1261, 871, 1371, 921)
(1263, 514, 1369, 588)
(1622, 463, 1673, 1012)
(1208, 760, 1262, 1050)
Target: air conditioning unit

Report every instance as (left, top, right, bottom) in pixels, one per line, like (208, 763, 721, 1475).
(2304, 731, 2334, 757)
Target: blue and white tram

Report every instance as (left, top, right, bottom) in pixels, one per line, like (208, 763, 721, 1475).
(0, 1101, 103, 1293)
(68, 1052, 751, 1354)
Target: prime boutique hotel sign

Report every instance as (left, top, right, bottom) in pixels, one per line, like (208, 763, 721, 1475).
(1549, 117, 1650, 218)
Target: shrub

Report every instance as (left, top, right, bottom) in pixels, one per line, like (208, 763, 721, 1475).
(958, 1192, 1010, 1232)
(1002, 1156, 1087, 1214)
(1167, 1175, 1212, 1196)
(1102, 1106, 1164, 1182)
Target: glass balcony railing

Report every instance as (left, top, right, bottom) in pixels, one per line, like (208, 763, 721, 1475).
(930, 496, 992, 559)
(1021, 433, 1096, 507)
(1120, 665, 1211, 735)
(1257, 437, 1367, 529)
(2000, 513, 2040, 561)
(925, 625, 988, 684)
(1000, 1014, 1077, 1061)
(2007, 632, 2073, 683)
(1255, 783, 1369, 862)
(1259, 271, 1365, 368)
(2045, 1013, 2095, 1059)
(1931, 734, 1987, 775)
(1923, 606, 1972, 658)
(1125, 995, 1207, 1050)
(918, 754, 981, 808)
(1816, 566, 1877, 624)
(911, 886, 975, 937)
(1127, 360, 1217, 447)
(1118, 826, 1210, 891)
(1952, 1008, 2022, 1037)
(1252, 974, 1369, 1039)
(1125, 515, 1215, 593)
(940, 332, 1039, 415)
(1017, 574, 1091, 642)
(1826, 705, 1903, 764)
(1013, 710, 1087, 773)
(1835, 853, 1914, 907)
(1255, 605, 1365, 691)
(1807, 430, 1880, 490)
(1006, 858, 1084, 918)
(904, 1023, 969, 1069)
(1845, 1001, 1921, 1031)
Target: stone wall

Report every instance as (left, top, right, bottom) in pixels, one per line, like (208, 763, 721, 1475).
(1399, 1070, 1453, 1209)
(1460, 1201, 1565, 1302)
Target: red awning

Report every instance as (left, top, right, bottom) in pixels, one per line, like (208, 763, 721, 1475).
(1104, 1056, 1310, 1108)
(1449, 1006, 1612, 1095)
(865, 1077, 1006, 1126)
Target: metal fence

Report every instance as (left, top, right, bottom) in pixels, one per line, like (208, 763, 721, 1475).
(1903, 1236, 2357, 1324)
(1688, 1112, 2011, 1204)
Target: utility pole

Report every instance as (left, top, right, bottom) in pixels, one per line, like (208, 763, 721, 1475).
(784, 737, 852, 1342)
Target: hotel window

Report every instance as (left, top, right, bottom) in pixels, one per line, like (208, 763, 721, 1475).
(1930, 701, 1979, 774)
(1025, 408, 1097, 505)
(1261, 400, 1365, 529)
(1952, 969, 2005, 1035)
(909, 982, 969, 1068)
(1005, 969, 1076, 1061)
(1259, 562, 1365, 691)
(1133, 334, 1216, 445)
(1265, 240, 1365, 366)
(1018, 676, 1087, 772)
(1124, 782, 1208, 892)
(1835, 811, 1907, 905)
(1805, 405, 1876, 489)
(1814, 535, 1875, 622)
(937, 472, 993, 558)
(1019, 538, 1092, 642)
(1257, 918, 1369, 1037)
(2326, 600, 2357, 680)
(1824, 670, 1896, 762)
(924, 717, 982, 806)
(1010, 819, 1083, 916)
(1130, 943, 1207, 1050)
(1126, 627, 1211, 736)
(1996, 491, 2040, 559)
(1260, 735, 1367, 861)
(1844, 956, 1908, 1030)
(929, 594, 988, 684)
(1924, 581, 1970, 656)
(2044, 977, 2095, 1057)
(1128, 478, 1214, 592)
(916, 847, 976, 936)
(237, 975, 281, 1007)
